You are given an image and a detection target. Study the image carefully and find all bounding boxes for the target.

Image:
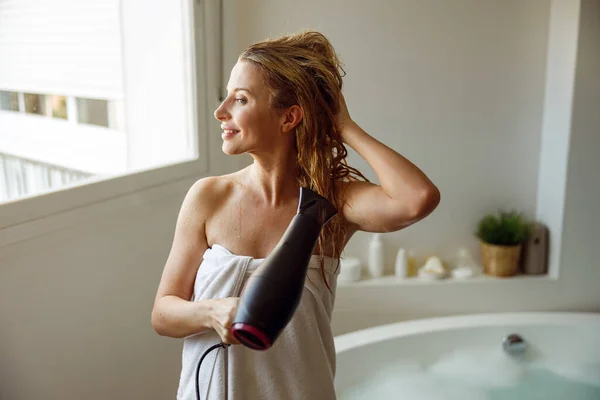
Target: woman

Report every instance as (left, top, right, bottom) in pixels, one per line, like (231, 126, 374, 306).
(152, 30, 439, 399)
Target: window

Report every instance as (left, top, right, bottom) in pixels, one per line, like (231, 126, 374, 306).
(23, 93, 46, 116)
(77, 98, 110, 127)
(0, 91, 19, 111)
(0, 0, 210, 216)
(0, 91, 119, 126)
(51, 96, 68, 120)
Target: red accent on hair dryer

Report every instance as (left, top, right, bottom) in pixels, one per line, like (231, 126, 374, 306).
(231, 187, 337, 350)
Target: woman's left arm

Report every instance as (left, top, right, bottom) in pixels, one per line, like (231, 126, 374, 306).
(337, 94, 440, 233)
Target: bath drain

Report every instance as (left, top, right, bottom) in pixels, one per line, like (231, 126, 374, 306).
(503, 333, 527, 355)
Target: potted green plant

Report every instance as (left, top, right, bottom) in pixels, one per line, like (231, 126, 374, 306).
(475, 210, 529, 277)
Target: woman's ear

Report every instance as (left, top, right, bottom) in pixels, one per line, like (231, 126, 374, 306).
(281, 105, 304, 133)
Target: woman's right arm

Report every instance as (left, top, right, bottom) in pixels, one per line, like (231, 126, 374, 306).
(151, 177, 238, 343)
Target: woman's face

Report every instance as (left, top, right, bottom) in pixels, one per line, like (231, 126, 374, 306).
(214, 61, 283, 156)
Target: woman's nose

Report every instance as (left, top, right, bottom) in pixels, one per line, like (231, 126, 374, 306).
(214, 101, 230, 121)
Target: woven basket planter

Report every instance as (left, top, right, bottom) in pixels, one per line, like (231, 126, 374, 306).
(480, 241, 522, 277)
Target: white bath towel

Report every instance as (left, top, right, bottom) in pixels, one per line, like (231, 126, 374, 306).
(176, 244, 340, 400)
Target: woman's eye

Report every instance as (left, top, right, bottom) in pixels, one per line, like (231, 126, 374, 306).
(236, 98, 247, 105)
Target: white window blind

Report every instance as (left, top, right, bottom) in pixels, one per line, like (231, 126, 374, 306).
(0, 0, 123, 99)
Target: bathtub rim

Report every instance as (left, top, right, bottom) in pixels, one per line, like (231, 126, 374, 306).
(334, 311, 600, 354)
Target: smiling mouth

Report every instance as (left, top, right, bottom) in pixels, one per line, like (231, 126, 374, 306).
(221, 129, 240, 139)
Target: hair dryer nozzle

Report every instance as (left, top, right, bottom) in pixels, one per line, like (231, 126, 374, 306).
(231, 323, 272, 350)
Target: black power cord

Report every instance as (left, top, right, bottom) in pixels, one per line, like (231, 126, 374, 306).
(195, 342, 230, 400)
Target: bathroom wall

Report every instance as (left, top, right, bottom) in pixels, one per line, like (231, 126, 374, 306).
(0, 1, 598, 399)
(558, 0, 600, 311)
(0, 178, 197, 400)
(231, 0, 550, 266)
(333, 0, 600, 333)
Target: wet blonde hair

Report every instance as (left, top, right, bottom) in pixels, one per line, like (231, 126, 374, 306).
(239, 30, 368, 286)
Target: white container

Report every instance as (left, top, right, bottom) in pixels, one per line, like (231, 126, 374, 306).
(394, 248, 408, 278)
(368, 233, 384, 278)
(451, 247, 480, 279)
(339, 257, 362, 283)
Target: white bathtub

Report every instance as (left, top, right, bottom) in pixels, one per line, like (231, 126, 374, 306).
(334, 312, 600, 399)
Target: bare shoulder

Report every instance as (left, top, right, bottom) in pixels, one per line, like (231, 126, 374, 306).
(183, 172, 240, 219)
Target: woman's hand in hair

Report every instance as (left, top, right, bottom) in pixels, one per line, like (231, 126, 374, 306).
(335, 93, 440, 233)
(335, 92, 354, 138)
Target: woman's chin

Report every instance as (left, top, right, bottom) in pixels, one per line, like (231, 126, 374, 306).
(222, 142, 242, 156)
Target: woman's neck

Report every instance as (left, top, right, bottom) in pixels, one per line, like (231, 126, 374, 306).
(247, 154, 300, 206)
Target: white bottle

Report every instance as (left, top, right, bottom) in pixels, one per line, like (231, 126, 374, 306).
(394, 248, 408, 278)
(368, 233, 385, 278)
(339, 257, 362, 283)
(451, 247, 480, 279)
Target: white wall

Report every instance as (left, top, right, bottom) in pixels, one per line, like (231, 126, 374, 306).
(1, 1, 599, 399)
(535, 0, 581, 277)
(560, 0, 600, 310)
(234, 0, 550, 265)
(0, 178, 194, 399)
(333, 0, 600, 333)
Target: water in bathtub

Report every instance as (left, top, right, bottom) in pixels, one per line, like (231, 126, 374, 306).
(338, 346, 600, 400)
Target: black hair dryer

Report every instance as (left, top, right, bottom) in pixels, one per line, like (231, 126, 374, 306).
(231, 187, 338, 350)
